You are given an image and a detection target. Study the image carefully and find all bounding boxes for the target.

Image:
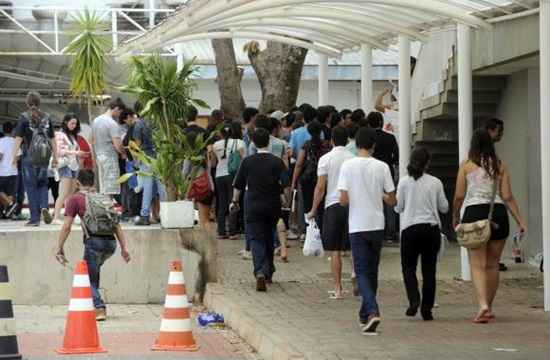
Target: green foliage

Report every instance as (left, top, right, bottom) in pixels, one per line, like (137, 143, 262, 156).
(119, 55, 210, 200)
(64, 9, 110, 103)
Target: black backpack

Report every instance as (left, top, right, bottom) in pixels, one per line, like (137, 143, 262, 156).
(301, 144, 319, 184)
(25, 112, 52, 167)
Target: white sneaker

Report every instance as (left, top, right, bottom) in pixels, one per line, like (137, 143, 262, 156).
(287, 230, 299, 240)
(241, 251, 252, 260)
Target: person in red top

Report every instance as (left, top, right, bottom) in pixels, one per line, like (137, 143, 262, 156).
(54, 170, 130, 321)
(76, 134, 93, 170)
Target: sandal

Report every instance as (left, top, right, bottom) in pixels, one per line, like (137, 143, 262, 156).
(329, 292, 344, 300)
(280, 256, 289, 263)
(473, 309, 491, 324)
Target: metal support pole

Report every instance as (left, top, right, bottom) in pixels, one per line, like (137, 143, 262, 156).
(175, 43, 184, 72)
(361, 44, 373, 111)
(318, 53, 329, 106)
(540, 0, 550, 311)
(112, 11, 118, 51)
(54, 10, 59, 53)
(398, 35, 411, 180)
(457, 23, 473, 281)
(149, 0, 156, 29)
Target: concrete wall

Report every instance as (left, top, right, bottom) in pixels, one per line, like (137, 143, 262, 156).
(0, 226, 212, 305)
(193, 79, 391, 113)
(496, 69, 542, 259)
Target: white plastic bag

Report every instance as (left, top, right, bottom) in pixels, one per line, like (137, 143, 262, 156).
(303, 218, 324, 257)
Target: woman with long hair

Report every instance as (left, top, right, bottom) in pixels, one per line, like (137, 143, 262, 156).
(291, 120, 331, 227)
(395, 148, 449, 321)
(52, 113, 85, 224)
(453, 129, 526, 323)
(212, 120, 246, 239)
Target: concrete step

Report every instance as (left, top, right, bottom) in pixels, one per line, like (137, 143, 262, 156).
(443, 89, 502, 104)
(421, 103, 498, 121)
(415, 140, 458, 154)
(448, 76, 507, 92)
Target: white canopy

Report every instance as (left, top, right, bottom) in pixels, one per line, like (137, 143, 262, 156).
(113, 0, 539, 58)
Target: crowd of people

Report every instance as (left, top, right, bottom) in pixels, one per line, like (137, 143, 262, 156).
(5, 90, 527, 332)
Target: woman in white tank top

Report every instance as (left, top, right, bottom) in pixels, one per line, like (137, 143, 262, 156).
(453, 129, 526, 324)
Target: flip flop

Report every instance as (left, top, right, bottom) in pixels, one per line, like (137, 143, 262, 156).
(328, 290, 349, 295)
(329, 293, 344, 300)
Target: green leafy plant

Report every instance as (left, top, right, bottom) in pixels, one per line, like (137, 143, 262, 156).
(64, 8, 110, 121)
(118, 55, 210, 201)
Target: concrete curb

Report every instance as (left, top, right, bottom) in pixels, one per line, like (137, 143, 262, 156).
(204, 283, 307, 360)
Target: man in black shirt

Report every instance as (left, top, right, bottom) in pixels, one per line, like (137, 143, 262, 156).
(232, 128, 290, 291)
(367, 111, 399, 242)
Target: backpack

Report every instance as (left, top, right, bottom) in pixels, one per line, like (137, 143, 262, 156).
(83, 193, 119, 237)
(301, 144, 320, 184)
(26, 112, 53, 167)
(228, 140, 242, 177)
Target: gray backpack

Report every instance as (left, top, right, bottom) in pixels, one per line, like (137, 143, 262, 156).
(83, 193, 119, 237)
(26, 112, 52, 167)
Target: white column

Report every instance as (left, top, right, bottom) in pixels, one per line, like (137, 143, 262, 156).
(457, 23, 473, 281)
(361, 44, 373, 111)
(111, 11, 118, 51)
(175, 43, 184, 72)
(540, 0, 550, 311)
(398, 35, 411, 180)
(318, 53, 329, 106)
(149, 0, 156, 29)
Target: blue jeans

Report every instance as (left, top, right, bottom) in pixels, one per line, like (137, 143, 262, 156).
(84, 237, 117, 309)
(350, 230, 384, 321)
(248, 218, 277, 280)
(22, 162, 49, 223)
(139, 163, 165, 218)
(244, 193, 279, 250)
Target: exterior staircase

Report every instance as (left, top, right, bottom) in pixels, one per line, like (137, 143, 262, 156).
(414, 48, 507, 238)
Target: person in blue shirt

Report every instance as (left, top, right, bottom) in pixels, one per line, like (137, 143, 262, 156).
(289, 104, 317, 158)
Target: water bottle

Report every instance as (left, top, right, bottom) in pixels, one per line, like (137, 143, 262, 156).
(512, 233, 523, 263)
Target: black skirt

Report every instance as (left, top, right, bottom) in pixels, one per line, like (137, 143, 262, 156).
(462, 204, 510, 240)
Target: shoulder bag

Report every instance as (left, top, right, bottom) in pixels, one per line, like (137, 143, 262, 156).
(456, 179, 498, 249)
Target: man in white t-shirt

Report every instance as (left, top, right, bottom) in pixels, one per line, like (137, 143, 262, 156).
(337, 127, 396, 335)
(0, 122, 20, 217)
(307, 126, 353, 299)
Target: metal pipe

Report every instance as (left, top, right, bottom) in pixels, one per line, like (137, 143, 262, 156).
(487, 7, 539, 23)
(457, 23, 473, 281)
(540, 0, 550, 312)
(112, 11, 118, 51)
(398, 35, 411, 183)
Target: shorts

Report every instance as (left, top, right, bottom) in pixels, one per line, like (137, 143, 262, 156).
(58, 166, 77, 179)
(322, 203, 350, 251)
(97, 153, 120, 195)
(0, 176, 17, 197)
(462, 203, 510, 240)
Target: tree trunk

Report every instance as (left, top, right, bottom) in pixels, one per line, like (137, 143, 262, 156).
(246, 41, 308, 113)
(212, 39, 246, 120)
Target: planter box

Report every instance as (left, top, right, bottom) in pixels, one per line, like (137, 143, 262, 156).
(160, 200, 194, 229)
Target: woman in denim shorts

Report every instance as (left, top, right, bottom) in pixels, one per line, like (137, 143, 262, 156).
(52, 113, 85, 224)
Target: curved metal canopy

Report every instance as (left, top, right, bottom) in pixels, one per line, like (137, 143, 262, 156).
(114, 0, 535, 58)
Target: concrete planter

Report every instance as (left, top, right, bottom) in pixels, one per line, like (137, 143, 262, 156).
(160, 200, 194, 229)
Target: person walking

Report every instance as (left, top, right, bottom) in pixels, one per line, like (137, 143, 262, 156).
(0, 122, 19, 218)
(12, 92, 58, 226)
(337, 127, 396, 335)
(91, 98, 126, 197)
(212, 121, 246, 238)
(307, 126, 353, 299)
(367, 112, 399, 243)
(395, 148, 449, 321)
(232, 128, 290, 292)
(453, 129, 526, 323)
(54, 170, 130, 321)
(52, 114, 85, 224)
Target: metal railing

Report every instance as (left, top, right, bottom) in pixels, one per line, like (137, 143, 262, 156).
(0, 5, 177, 56)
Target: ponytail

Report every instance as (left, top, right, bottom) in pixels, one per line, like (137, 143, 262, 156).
(407, 147, 431, 181)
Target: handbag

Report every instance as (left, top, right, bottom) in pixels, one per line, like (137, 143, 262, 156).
(187, 170, 212, 202)
(228, 140, 242, 177)
(456, 178, 498, 249)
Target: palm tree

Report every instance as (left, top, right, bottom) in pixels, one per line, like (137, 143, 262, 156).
(119, 55, 210, 200)
(64, 9, 110, 122)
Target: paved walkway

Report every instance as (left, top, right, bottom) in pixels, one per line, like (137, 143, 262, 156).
(206, 238, 549, 360)
(13, 304, 260, 360)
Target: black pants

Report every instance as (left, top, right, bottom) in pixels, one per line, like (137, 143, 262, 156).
(248, 218, 277, 280)
(215, 175, 234, 236)
(401, 224, 441, 312)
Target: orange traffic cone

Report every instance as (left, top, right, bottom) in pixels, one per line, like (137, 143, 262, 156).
(152, 260, 199, 351)
(56, 261, 106, 355)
